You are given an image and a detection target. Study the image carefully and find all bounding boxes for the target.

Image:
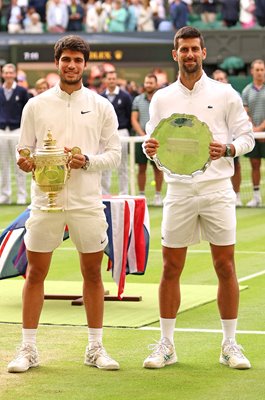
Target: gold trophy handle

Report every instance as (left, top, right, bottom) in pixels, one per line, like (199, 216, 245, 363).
(18, 147, 36, 179)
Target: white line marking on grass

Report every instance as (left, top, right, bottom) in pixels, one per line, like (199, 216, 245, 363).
(138, 327, 265, 335)
(149, 249, 265, 254)
(238, 269, 265, 282)
(53, 248, 265, 255)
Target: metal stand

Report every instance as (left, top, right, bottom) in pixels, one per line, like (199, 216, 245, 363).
(44, 291, 142, 306)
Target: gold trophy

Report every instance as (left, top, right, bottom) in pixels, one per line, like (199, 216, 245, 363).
(19, 130, 81, 211)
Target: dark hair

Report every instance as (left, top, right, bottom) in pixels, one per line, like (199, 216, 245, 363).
(54, 35, 90, 63)
(145, 73, 157, 82)
(174, 26, 205, 50)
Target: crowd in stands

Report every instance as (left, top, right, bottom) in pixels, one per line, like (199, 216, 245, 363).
(1, 0, 265, 34)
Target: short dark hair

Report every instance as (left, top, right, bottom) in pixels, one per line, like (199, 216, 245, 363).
(145, 74, 157, 82)
(54, 35, 90, 63)
(174, 26, 205, 50)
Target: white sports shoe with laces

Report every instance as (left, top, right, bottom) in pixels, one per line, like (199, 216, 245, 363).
(143, 337, 177, 369)
(220, 338, 251, 369)
(84, 342, 120, 370)
(8, 343, 39, 373)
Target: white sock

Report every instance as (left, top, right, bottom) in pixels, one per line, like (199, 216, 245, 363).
(253, 187, 261, 199)
(221, 319, 237, 344)
(160, 317, 176, 345)
(88, 328, 103, 349)
(22, 328, 37, 345)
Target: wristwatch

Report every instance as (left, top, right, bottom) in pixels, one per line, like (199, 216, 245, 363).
(224, 144, 233, 157)
(81, 155, 90, 170)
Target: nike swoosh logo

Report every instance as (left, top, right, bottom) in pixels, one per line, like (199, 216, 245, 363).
(101, 238, 107, 244)
(81, 111, 91, 114)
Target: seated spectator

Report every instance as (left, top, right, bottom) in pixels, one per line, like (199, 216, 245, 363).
(220, 0, 240, 27)
(137, 0, 155, 31)
(200, 0, 218, 24)
(46, 0, 68, 33)
(85, 0, 106, 32)
(169, 0, 189, 30)
(28, 0, 48, 23)
(255, 0, 265, 27)
(108, 0, 128, 32)
(7, 0, 25, 33)
(240, 0, 256, 29)
(24, 11, 43, 32)
(67, 0, 84, 31)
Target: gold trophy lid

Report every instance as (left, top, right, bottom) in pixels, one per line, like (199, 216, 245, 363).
(43, 130, 57, 149)
(35, 130, 64, 155)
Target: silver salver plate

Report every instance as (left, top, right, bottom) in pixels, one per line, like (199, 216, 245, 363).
(151, 113, 213, 179)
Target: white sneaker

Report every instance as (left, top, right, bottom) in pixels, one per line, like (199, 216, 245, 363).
(84, 342, 120, 370)
(153, 194, 163, 206)
(7, 344, 39, 373)
(0, 196, 11, 204)
(143, 337, 177, 369)
(246, 197, 261, 207)
(220, 338, 251, 369)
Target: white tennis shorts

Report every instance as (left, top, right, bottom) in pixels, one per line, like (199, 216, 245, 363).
(161, 188, 236, 248)
(24, 208, 108, 253)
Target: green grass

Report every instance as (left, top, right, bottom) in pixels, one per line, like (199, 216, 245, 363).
(0, 206, 265, 400)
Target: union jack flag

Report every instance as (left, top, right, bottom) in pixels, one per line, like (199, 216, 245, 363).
(0, 197, 150, 298)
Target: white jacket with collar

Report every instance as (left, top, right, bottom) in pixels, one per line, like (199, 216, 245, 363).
(145, 72, 255, 194)
(19, 84, 121, 210)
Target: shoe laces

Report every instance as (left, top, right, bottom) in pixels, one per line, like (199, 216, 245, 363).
(223, 341, 246, 359)
(15, 344, 37, 362)
(87, 342, 112, 362)
(148, 338, 172, 357)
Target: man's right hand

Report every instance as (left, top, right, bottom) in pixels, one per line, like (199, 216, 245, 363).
(17, 156, 35, 173)
(144, 138, 160, 158)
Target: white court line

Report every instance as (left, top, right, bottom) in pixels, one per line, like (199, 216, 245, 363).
(150, 249, 265, 254)
(138, 327, 265, 335)
(51, 247, 265, 255)
(238, 269, 265, 282)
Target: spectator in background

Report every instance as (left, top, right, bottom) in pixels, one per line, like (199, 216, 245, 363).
(240, 0, 256, 28)
(242, 59, 265, 207)
(34, 78, 49, 94)
(28, 0, 48, 23)
(212, 69, 242, 207)
(200, 0, 218, 24)
(46, 0, 68, 33)
(108, 0, 128, 32)
(7, 0, 25, 33)
(126, 80, 140, 98)
(85, 0, 106, 32)
(137, 0, 155, 31)
(45, 72, 60, 87)
(126, 0, 141, 31)
(17, 69, 29, 89)
(169, 0, 189, 31)
(0, 63, 29, 205)
(255, 0, 265, 27)
(24, 10, 44, 32)
(220, 0, 240, 27)
(67, 0, 84, 31)
(131, 73, 163, 205)
(101, 70, 132, 195)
